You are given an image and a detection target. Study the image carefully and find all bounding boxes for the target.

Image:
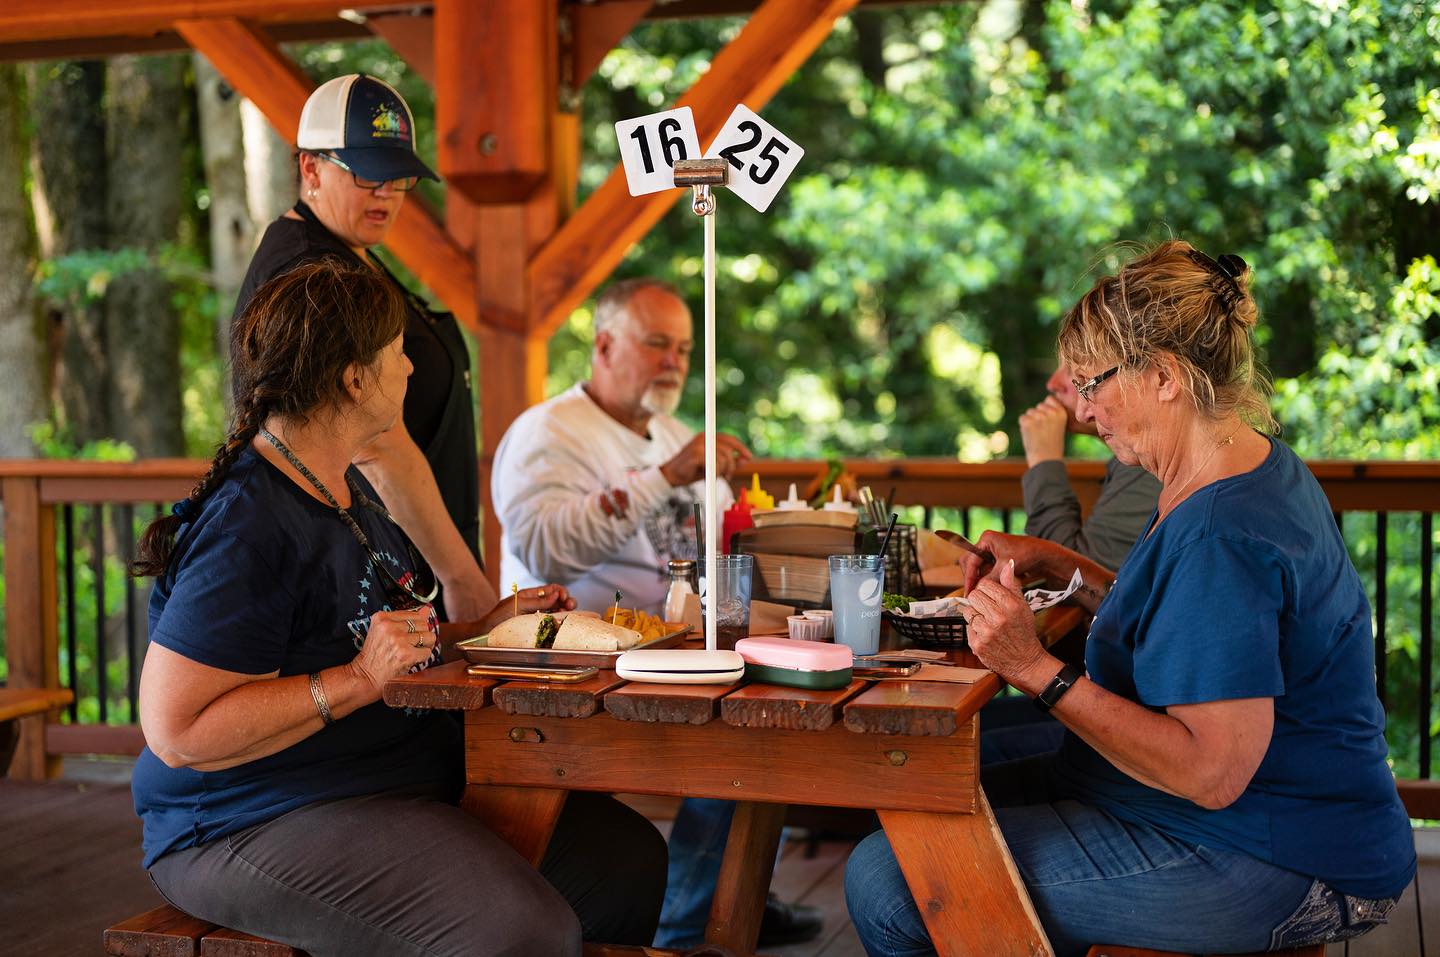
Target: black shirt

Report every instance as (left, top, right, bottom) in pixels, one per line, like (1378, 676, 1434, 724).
(232, 205, 481, 563)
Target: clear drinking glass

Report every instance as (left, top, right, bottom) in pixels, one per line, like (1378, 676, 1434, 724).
(709, 554, 753, 650)
(828, 554, 885, 655)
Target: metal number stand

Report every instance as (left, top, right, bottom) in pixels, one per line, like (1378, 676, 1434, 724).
(672, 158, 729, 653)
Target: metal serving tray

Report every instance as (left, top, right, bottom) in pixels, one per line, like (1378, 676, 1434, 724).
(455, 626, 690, 669)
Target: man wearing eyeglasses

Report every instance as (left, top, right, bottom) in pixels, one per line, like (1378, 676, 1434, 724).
(1019, 362, 1161, 572)
(233, 74, 498, 628)
(974, 361, 1164, 766)
(491, 278, 824, 949)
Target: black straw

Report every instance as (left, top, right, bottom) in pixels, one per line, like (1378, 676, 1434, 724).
(875, 512, 899, 560)
(692, 502, 705, 565)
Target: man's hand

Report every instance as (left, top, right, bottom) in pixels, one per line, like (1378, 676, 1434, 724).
(660, 432, 753, 487)
(1019, 396, 1069, 467)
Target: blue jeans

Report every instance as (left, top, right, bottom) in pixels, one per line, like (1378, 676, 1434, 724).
(654, 798, 738, 948)
(844, 755, 1317, 957)
(653, 798, 790, 947)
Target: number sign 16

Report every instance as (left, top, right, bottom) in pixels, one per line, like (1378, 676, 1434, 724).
(615, 107, 702, 197)
(704, 104, 805, 213)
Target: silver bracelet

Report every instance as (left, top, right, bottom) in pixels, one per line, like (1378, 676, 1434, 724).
(308, 672, 335, 726)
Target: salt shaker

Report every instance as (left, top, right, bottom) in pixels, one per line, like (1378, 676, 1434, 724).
(664, 559, 697, 622)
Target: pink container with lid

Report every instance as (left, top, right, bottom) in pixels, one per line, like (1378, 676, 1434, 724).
(735, 636, 853, 671)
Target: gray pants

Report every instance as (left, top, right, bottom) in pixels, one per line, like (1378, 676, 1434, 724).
(149, 788, 667, 957)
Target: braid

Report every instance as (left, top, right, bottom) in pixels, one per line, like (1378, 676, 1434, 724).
(130, 395, 270, 578)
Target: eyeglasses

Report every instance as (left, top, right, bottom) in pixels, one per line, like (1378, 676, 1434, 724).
(315, 151, 419, 192)
(1071, 365, 1121, 402)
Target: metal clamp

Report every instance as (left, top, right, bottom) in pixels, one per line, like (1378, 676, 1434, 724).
(673, 158, 729, 217)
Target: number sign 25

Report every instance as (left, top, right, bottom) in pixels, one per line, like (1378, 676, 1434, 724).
(704, 104, 804, 213)
(615, 107, 702, 196)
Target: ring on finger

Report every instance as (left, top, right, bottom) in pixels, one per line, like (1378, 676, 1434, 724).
(405, 618, 418, 635)
(412, 636, 426, 648)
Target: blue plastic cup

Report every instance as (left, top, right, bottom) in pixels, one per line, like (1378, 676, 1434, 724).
(828, 554, 885, 655)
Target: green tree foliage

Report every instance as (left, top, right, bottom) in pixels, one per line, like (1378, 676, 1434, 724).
(550, 1, 1440, 465)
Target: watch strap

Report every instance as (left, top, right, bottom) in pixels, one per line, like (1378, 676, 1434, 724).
(1033, 662, 1085, 713)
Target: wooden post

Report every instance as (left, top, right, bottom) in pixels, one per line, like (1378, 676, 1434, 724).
(2, 476, 62, 779)
(434, 0, 548, 203)
(434, 1, 560, 582)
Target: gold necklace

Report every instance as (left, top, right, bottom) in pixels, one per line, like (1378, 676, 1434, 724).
(1160, 426, 1240, 515)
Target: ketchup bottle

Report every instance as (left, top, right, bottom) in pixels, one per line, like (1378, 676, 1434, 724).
(720, 490, 754, 554)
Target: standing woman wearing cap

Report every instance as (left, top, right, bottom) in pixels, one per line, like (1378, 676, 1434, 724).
(233, 73, 495, 624)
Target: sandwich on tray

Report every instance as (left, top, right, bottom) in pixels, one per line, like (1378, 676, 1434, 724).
(486, 611, 642, 651)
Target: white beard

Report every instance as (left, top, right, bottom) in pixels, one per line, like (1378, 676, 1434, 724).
(640, 383, 682, 417)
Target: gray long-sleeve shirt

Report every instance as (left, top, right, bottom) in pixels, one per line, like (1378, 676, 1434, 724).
(1022, 458, 1162, 571)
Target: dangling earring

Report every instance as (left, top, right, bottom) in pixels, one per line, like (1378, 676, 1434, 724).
(307, 186, 317, 200)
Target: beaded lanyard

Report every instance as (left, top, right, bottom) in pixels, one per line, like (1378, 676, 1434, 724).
(259, 428, 386, 551)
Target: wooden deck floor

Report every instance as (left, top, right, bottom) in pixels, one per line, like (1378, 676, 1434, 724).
(0, 764, 1430, 957)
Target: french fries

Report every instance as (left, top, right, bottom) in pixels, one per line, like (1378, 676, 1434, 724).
(602, 606, 680, 642)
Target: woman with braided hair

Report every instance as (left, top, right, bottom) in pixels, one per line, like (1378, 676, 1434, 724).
(131, 261, 666, 956)
(845, 240, 1413, 955)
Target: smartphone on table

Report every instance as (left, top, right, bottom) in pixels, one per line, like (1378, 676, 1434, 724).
(465, 663, 599, 683)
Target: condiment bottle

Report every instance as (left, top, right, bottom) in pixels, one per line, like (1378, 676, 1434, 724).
(664, 559, 697, 623)
(746, 473, 775, 511)
(776, 482, 809, 511)
(720, 494, 754, 553)
(822, 484, 856, 512)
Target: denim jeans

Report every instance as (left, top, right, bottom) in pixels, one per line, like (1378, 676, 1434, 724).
(653, 797, 792, 948)
(844, 755, 1327, 957)
(654, 798, 738, 948)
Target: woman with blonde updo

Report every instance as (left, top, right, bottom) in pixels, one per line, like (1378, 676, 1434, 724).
(845, 240, 1414, 956)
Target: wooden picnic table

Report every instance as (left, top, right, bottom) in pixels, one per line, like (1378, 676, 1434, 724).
(384, 606, 1084, 957)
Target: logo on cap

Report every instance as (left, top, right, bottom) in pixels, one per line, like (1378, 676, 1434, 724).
(371, 104, 409, 141)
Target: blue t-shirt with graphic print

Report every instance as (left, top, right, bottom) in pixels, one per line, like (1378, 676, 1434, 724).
(132, 447, 461, 868)
(1051, 437, 1415, 900)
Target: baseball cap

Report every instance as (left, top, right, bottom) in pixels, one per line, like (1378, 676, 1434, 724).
(297, 74, 438, 184)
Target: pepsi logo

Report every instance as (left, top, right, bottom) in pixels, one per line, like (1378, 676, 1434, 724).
(857, 578, 882, 606)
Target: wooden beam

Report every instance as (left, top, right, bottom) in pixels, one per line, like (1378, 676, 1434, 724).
(529, 0, 860, 337)
(570, 0, 650, 88)
(0, 0, 348, 43)
(0, 18, 366, 63)
(435, 0, 549, 203)
(367, 12, 434, 85)
(173, 16, 505, 336)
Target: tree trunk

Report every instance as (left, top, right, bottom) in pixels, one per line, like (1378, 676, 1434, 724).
(241, 98, 296, 227)
(193, 53, 254, 397)
(104, 54, 186, 458)
(27, 59, 109, 445)
(0, 65, 44, 457)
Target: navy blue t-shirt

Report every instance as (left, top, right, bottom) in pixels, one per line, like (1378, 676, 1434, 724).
(132, 447, 461, 868)
(1051, 437, 1415, 899)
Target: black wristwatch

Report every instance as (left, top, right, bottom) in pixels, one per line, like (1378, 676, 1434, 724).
(1033, 663, 1085, 713)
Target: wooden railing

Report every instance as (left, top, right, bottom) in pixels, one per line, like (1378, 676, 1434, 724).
(1, 457, 1436, 801)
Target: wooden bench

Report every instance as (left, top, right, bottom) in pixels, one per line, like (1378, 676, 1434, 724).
(0, 686, 73, 775)
(104, 903, 715, 956)
(1086, 944, 1326, 957)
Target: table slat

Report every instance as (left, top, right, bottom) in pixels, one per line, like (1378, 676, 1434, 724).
(720, 679, 868, 731)
(604, 681, 731, 725)
(493, 671, 627, 718)
(382, 660, 495, 711)
(842, 675, 998, 736)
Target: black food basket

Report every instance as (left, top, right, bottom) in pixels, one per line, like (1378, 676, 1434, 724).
(883, 611, 968, 650)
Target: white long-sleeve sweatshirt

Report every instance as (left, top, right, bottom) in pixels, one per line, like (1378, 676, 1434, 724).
(491, 383, 733, 615)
